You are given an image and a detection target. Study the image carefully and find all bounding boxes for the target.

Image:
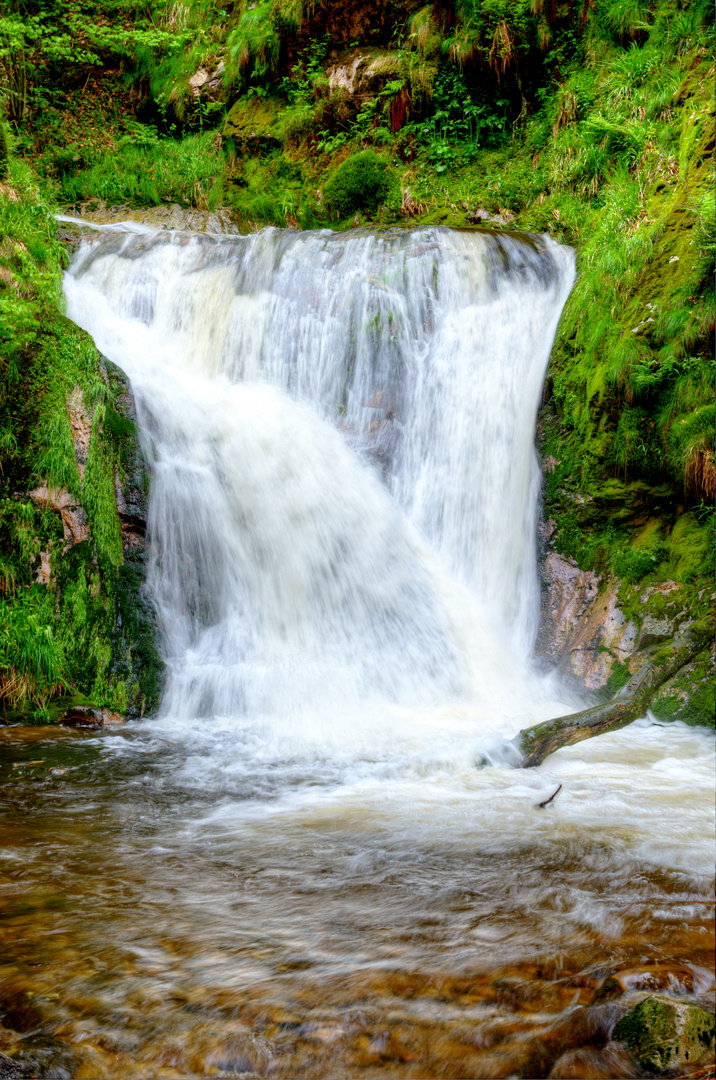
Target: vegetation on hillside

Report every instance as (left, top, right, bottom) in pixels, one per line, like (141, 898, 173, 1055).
(0, 0, 713, 719)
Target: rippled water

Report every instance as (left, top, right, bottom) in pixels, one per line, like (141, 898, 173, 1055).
(2, 718, 713, 1078)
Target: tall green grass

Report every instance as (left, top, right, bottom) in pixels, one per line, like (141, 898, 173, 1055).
(60, 131, 225, 209)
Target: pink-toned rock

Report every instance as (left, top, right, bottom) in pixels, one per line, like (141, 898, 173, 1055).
(536, 553, 601, 659)
(35, 548, 51, 584)
(536, 554, 638, 689)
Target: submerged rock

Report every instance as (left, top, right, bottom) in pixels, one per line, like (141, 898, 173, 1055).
(612, 994, 715, 1072)
(0, 1050, 34, 1078)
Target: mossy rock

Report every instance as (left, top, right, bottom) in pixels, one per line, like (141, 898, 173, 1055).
(224, 98, 283, 155)
(613, 995, 715, 1072)
(650, 644, 715, 728)
(101, 359, 164, 717)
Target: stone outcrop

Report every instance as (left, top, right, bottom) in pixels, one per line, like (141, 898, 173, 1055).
(535, 553, 636, 689)
(28, 484, 89, 549)
(326, 49, 404, 100)
(57, 203, 241, 241)
(59, 705, 125, 730)
(188, 60, 224, 99)
(101, 359, 164, 718)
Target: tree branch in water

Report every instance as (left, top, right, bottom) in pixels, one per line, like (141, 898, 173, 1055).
(514, 622, 712, 768)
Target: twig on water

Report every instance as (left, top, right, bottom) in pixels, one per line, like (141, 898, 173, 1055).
(537, 783, 562, 809)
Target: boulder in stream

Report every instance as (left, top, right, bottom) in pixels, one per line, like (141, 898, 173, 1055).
(612, 994, 715, 1072)
(59, 706, 125, 730)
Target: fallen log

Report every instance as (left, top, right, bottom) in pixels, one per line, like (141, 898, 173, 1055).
(514, 622, 711, 768)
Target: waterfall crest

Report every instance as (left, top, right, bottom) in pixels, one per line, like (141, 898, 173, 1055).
(64, 225, 575, 750)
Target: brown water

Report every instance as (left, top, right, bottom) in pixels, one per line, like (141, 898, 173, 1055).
(1, 720, 713, 1079)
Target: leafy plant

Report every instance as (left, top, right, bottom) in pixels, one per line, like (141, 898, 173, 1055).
(322, 150, 390, 218)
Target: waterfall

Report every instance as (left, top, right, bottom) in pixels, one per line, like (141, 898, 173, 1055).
(64, 225, 575, 756)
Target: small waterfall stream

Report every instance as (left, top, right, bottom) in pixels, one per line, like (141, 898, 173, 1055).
(0, 224, 711, 1080)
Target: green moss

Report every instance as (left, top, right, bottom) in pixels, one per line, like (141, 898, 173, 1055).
(606, 658, 632, 695)
(224, 97, 283, 151)
(668, 513, 714, 584)
(0, 159, 163, 720)
(614, 997, 715, 1071)
(82, 427, 124, 568)
(651, 671, 715, 728)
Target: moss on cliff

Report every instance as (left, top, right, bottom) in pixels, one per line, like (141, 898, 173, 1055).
(0, 157, 163, 721)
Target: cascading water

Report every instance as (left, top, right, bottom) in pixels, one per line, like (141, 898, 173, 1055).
(64, 225, 577, 756)
(0, 223, 712, 1080)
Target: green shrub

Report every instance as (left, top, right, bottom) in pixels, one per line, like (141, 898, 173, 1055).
(322, 151, 390, 219)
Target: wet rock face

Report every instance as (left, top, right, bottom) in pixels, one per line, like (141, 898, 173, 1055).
(102, 359, 165, 718)
(535, 547, 714, 726)
(28, 485, 90, 549)
(535, 553, 637, 689)
(613, 995, 715, 1072)
(61, 203, 242, 240)
(102, 359, 148, 552)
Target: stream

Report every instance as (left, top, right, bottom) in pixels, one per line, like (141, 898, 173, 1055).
(1, 224, 713, 1079)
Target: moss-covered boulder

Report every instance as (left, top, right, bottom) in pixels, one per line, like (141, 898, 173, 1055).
(224, 97, 283, 155)
(613, 995, 715, 1072)
(650, 641, 715, 728)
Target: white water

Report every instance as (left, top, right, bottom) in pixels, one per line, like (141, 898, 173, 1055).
(65, 227, 575, 739)
(62, 224, 714, 882)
